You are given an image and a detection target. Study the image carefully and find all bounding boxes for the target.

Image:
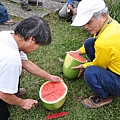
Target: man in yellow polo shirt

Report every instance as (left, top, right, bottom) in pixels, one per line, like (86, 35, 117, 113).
(70, 0, 120, 108)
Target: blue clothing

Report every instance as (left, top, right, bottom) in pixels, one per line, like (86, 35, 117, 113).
(84, 38, 120, 99)
(0, 2, 9, 23)
(84, 37, 96, 61)
(67, 0, 81, 5)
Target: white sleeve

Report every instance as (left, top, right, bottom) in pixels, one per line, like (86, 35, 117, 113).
(20, 51, 28, 60)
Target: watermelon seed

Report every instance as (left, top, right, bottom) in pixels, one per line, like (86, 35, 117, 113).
(42, 91, 55, 98)
(52, 86, 55, 88)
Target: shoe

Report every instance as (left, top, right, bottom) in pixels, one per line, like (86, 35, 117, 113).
(0, 20, 15, 25)
(28, 1, 43, 6)
(82, 95, 112, 108)
(16, 88, 27, 97)
(21, 2, 32, 11)
(66, 16, 72, 22)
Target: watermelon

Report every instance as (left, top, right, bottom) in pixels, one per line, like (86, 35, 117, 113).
(39, 81, 68, 110)
(63, 53, 87, 79)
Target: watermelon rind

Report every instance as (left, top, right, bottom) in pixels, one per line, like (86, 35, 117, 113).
(39, 81, 68, 110)
(41, 96, 66, 110)
(63, 53, 87, 79)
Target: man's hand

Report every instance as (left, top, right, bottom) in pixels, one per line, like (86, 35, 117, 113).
(67, 5, 77, 15)
(0, 92, 38, 110)
(66, 50, 79, 54)
(49, 75, 63, 82)
(71, 8, 77, 14)
(66, 49, 82, 55)
(21, 99, 38, 110)
(72, 64, 85, 77)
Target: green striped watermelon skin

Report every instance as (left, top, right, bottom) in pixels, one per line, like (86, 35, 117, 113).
(63, 53, 87, 79)
(41, 96, 66, 110)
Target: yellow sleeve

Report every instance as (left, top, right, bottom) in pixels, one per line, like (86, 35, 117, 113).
(83, 62, 93, 68)
(79, 45, 86, 54)
(83, 46, 110, 69)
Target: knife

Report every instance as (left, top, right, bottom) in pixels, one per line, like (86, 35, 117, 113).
(46, 112, 69, 120)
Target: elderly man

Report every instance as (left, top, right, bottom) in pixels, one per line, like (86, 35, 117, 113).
(0, 16, 63, 120)
(70, 0, 120, 108)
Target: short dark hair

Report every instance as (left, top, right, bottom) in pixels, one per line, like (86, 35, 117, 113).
(14, 16, 51, 45)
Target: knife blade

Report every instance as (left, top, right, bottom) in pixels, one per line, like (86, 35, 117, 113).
(46, 112, 68, 120)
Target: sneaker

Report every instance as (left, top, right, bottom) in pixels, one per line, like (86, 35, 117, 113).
(21, 2, 32, 11)
(16, 88, 27, 97)
(66, 16, 72, 22)
(82, 95, 112, 108)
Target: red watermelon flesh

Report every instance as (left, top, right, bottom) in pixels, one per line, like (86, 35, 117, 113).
(69, 53, 87, 63)
(39, 81, 67, 110)
(41, 82, 66, 102)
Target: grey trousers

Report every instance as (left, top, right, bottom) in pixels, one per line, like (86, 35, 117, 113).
(10, 0, 37, 3)
(21, 0, 37, 2)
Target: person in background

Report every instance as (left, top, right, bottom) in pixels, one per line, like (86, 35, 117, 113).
(0, 16, 63, 120)
(10, 0, 43, 11)
(70, 0, 120, 108)
(0, 1, 15, 25)
(21, 0, 43, 11)
(58, 0, 81, 22)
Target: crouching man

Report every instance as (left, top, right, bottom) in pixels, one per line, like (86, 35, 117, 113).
(71, 0, 120, 108)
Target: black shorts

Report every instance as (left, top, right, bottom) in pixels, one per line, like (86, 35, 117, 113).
(0, 99, 10, 120)
(0, 77, 20, 120)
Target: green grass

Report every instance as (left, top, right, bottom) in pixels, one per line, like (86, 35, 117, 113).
(7, 1, 120, 120)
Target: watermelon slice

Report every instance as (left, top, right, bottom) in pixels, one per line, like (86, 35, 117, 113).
(39, 81, 68, 110)
(63, 53, 87, 79)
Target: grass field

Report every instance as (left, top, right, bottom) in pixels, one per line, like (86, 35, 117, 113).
(6, 0, 120, 120)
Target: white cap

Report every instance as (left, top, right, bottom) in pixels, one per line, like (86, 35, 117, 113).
(71, 0, 106, 26)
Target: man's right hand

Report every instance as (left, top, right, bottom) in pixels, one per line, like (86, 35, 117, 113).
(21, 99, 38, 110)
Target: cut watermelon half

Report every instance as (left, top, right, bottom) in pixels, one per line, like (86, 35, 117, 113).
(68, 53, 87, 63)
(39, 81, 68, 110)
(63, 52, 87, 79)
